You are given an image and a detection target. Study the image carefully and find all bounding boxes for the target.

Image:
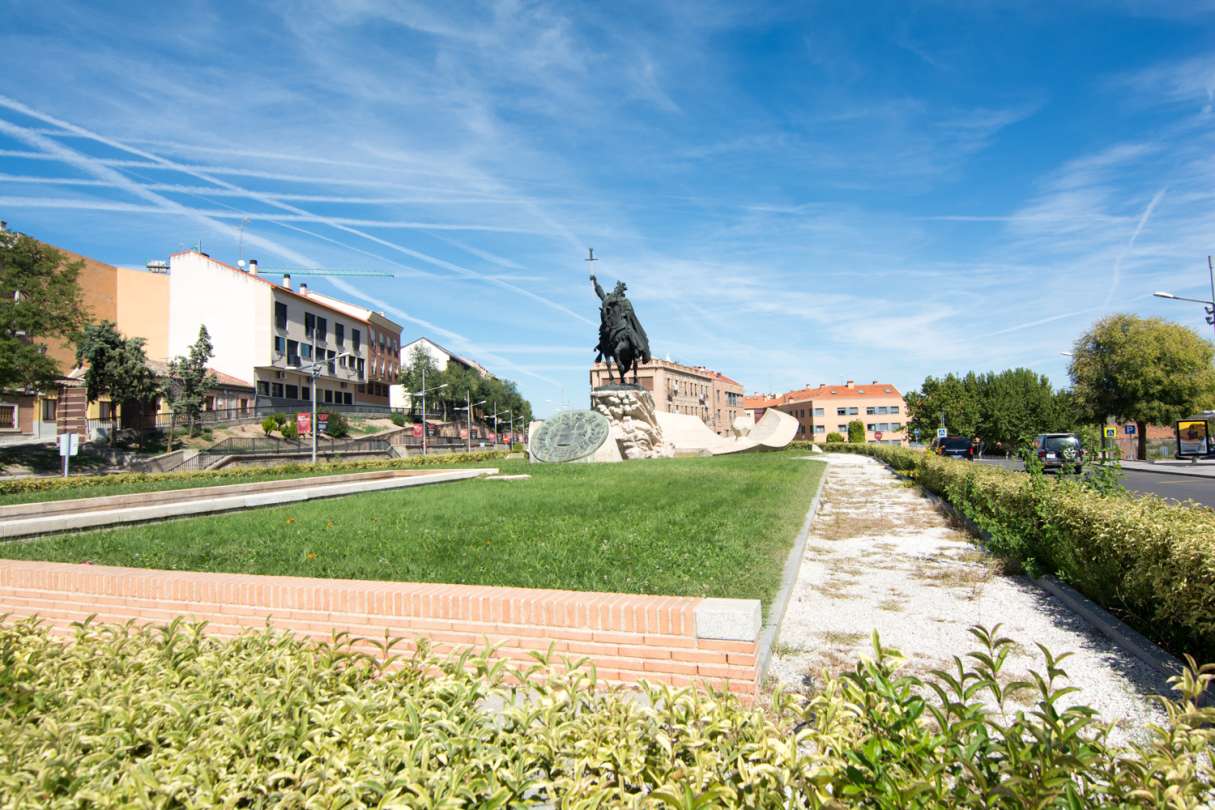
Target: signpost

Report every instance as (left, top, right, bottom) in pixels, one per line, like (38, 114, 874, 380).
(57, 432, 78, 477)
(316, 412, 329, 435)
(936, 427, 948, 440)
(874, 431, 883, 441)
(1103, 426, 1117, 440)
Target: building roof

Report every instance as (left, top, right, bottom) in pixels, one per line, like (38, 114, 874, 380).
(403, 336, 492, 378)
(779, 381, 903, 404)
(742, 395, 781, 410)
(714, 371, 743, 388)
(303, 290, 402, 334)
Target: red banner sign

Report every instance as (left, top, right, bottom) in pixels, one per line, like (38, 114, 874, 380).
(411, 423, 423, 438)
(296, 412, 311, 435)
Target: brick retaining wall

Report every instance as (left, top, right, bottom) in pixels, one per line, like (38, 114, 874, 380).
(0, 561, 760, 695)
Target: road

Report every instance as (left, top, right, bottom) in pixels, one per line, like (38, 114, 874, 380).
(975, 457, 1215, 510)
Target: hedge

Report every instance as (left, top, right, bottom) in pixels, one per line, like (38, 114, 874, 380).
(0, 619, 1212, 806)
(0, 450, 510, 498)
(819, 442, 1215, 661)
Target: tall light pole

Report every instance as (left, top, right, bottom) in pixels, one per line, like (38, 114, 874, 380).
(301, 351, 353, 464)
(455, 390, 485, 453)
(412, 365, 447, 455)
(1154, 256, 1215, 343)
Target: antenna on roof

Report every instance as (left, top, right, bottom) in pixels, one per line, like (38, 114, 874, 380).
(585, 247, 597, 262)
(238, 216, 250, 264)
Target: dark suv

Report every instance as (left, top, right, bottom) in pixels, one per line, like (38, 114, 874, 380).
(931, 435, 974, 460)
(1031, 433, 1085, 472)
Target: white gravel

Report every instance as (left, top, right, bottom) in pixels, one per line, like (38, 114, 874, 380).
(768, 453, 1169, 743)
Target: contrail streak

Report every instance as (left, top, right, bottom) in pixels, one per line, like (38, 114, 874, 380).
(0, 96, 593, 326)
(1104, 186, 1166, 307)
(0, 117, 561, 387)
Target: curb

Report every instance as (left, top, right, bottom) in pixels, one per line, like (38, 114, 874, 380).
(757, 455, 830, 680)
(872, 458, 1184, 684)
(1120, 462, 1215, 480)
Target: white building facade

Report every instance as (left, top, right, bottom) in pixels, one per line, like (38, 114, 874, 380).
(167, 251, 402, 410)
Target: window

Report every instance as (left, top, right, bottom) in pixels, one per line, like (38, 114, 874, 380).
(301, 344, 312, 360)
(324, 389, 333, 404)
(867, 423, 876, 431)
(285, 384, 299, 400)
(316, 317, 327, 342)
(836, 407, 847, 416)
(0, 404, 16, 430)
(343, 392, 353, 405)
(357, 358, 365, 379)
(271, 382, 284, 398)
(335, 323, 344, 346)
(891, 422, 902, 430)
(305, 313, 315, 337)
(848, 407, 858, 415)
(286, 339, 299, 366)
(273, 336, 285, 354)
(352, 329, 361, 351)
(41, 399, 56, 421)
(814, 408, 824, 416)
(258, 381, 270, 396)
(890, 406, 900, 414)
(866, 406, 876, 415)
(275, 301, 287, 330)
(814, 425, 825, 433)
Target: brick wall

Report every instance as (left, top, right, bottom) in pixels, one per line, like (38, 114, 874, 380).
(0, 560, 760, 696)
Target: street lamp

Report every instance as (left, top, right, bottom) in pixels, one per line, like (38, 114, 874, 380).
(453, 390, 485, 453)
(1153, 256, 1215, 343)
(411, 365, 447, 455)
(299, 351, 354, 464)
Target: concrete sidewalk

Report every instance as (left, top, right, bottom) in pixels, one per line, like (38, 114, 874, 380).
(1120, 459, 1215, 478)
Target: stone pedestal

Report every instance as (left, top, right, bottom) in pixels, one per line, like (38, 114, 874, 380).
(590, 386, 674, 461)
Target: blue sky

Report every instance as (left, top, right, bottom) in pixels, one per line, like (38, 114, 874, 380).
(3, 1, 1215, 415)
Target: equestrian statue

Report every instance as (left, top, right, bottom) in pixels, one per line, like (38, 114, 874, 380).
(591, 274, 651, 385)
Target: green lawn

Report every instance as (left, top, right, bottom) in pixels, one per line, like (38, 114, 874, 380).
(0, 452, 824, 609)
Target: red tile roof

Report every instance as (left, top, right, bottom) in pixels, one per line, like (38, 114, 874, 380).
(742, 395, 781, 410)
(714, 372, 743, 387)
(779, 382, 903, 403)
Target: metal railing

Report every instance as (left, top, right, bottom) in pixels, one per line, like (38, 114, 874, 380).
(200, 436, 392, 456)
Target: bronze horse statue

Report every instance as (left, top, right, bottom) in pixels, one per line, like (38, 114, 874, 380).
(591, 274, 651, 385)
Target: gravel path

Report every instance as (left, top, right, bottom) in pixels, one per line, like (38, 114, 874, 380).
(768, 453, 1169, 743)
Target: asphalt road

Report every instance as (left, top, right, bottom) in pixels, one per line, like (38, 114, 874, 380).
(975, 457, 1215, 510)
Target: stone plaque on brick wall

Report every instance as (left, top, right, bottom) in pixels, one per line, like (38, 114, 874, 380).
(531, 410, 610, 463)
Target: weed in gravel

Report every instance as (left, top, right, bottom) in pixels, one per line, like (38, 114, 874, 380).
(771, 640, 807, 657)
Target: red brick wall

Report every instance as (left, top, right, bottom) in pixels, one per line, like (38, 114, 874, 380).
(0, 561, 759, 696)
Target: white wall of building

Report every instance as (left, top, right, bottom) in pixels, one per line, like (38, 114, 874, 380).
(168, 252, 270, 383)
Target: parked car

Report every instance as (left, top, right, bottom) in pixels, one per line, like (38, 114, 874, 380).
(1030, 433, 1085, 472)
(931, 435, 974, 460)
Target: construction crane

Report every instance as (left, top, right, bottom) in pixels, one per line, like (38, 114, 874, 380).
(257, 267, 396, 278)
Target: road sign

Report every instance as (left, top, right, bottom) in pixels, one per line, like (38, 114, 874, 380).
(317, 412, 329, 435)
(875, 431, 883, 441)
(936, 427, 948, 439)
(1124, 424, 1137, 436)
(1103, 426, 1117, 439)
(58, 433, 78, 457)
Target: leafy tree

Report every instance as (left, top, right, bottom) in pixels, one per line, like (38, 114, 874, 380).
(1069, 314, 1215, 459)
(847, 419, 866, 443)
(74, 321, 159, 444)
(165, 325, 217, 439)
(398, 346, 441, 416)
(0, 229, 88, 392)
(976, 368, 1074, 454)
(906, 373, 982, 441)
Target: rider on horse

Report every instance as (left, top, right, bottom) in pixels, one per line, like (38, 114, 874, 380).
(591, 274, 652, 384)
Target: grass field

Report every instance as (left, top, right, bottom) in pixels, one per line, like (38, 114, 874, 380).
(0, 452, 824, 609)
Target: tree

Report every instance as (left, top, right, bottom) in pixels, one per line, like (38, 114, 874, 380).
(1069, 314, 1215, 459)
(0, 229, 88, 393)
(847, 419, 866, 443)
(165, 325, 217, 439)
(906, 373, 982, 441)
(398, 346, 441, 416)
(74, 321, 160, 444)
(975, 368, 1074, 454)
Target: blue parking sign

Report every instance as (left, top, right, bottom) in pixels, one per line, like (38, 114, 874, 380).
(1124, 424, 1137, 436)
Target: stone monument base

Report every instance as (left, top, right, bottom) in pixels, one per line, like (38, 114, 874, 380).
(590, 386, 674, 461)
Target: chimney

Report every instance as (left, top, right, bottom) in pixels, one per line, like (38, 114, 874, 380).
(299, 282, 309, 296)
(248, 259, 259, 275)
(282, 273, 292, 290)
(846, 380, 855, 388)
(872, 380, 879, 385)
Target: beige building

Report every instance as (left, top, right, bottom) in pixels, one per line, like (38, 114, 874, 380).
(589, 359, 744, 436)
(774, 380, 907, 445)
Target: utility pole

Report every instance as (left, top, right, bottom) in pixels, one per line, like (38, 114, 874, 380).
(1153, 256, 1215, 344)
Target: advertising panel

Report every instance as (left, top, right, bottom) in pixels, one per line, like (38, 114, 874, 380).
(1177, 420, 1209, 456)
(411, 423, 423, 439)
(296, 412, 311, 436)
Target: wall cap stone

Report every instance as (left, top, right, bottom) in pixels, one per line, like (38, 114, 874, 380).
(695, 598, 761, 641)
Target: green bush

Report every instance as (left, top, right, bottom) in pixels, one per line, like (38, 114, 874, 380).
(260, 416, 277, 436)
(825, 431, 845, 443)
(0, 450, 510, 498)
(826, 442, 1215, 660)
(324, 410, 350, 438)
(281, 421, 299, 440)
(390, 411, 407, 427)
(1, 618, 1211, 806)
(847, 419, 866, 443)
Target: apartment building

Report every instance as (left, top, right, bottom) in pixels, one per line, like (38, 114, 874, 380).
(588, 358, 745, 436)
(775, 380, 907, 444)
(389, 337, 492, 410)
(167, 251, 402, 411)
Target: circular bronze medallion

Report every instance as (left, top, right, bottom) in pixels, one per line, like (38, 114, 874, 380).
(531, 410, 611, 463)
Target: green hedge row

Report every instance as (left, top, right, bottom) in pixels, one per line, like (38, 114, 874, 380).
(1, 619, 1212, 806)
(821, 442, 1215, 660)
(0, 450, 510, 497)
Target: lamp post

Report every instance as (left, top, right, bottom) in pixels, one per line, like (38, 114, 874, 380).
(454, 390, 485, 453)
(1154, 256, 1215, 343)
(301, 351, 353, 464)
(412, 365, 447, 456)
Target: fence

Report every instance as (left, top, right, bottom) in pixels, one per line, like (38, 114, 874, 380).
(200, 436, 392, 457)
